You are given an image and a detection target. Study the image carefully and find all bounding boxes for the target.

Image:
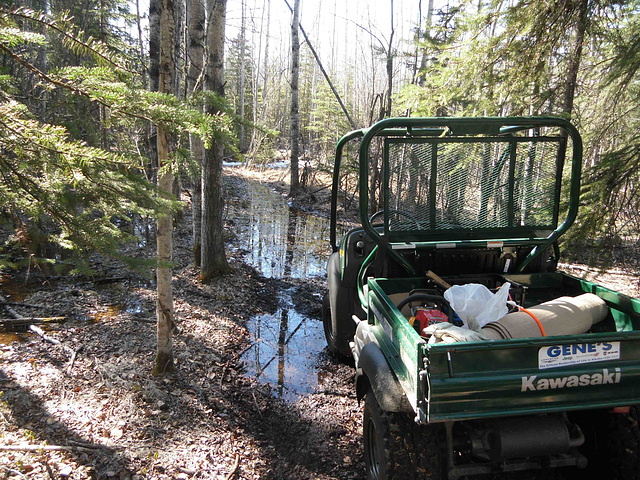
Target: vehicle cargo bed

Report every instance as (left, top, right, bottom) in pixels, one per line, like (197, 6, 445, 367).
(367, 272, 640, 422)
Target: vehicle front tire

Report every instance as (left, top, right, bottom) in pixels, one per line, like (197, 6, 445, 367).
(325, 252, 355, 357)
(363, 389, 445, 480)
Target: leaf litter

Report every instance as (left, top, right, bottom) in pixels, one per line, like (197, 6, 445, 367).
(0, 170, 364, 479)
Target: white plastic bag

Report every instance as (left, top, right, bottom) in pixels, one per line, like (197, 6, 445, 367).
(444, 282, 511, 331)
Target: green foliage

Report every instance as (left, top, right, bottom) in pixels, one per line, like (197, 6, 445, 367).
(0, 6, 231, 271)
(401, 0, 640, 253)
(0, 26, 46, 46)
(307, 80, 353, 165)
(0, 99, 171, 263)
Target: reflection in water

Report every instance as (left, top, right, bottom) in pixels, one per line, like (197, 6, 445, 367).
(241, 183, 329, 279)
(235, 180, 331, 401)
(250, 295, 326, 400)
(277, 308, 288, 398)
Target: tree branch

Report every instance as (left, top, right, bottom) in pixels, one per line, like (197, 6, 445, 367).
(282, 0, 356, 129)
(2, 7, 137, 75)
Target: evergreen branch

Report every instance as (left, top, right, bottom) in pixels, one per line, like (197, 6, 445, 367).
(0, 43, 132, 115)
(0, 105, 171, 216)
(1, 7, 137, 75)
(0, 44, 156, 124)
(0, 156, 76, 232)
(0, 117, 141, 168)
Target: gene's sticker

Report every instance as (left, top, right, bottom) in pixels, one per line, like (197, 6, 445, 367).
(538, 342, 620, 370)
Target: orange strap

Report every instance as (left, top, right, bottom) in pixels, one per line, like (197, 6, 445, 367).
(519, 307, 546, 337)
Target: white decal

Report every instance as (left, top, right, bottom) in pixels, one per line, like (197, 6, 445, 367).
(538, 342, 620, 370)
(521, 368, 621, 392)
(372, 303, 395, 345)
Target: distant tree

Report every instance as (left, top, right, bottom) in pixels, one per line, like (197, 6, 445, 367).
(239, 0, 247, 152)
(566, 1, 640, 248)
(227, 24, 254, 154)
(289, 0, 301, 196)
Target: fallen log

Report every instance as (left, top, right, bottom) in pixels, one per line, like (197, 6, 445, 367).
(0, 293, 24, 319)
(0, 444, 102, 453)
(0, 317, 65, 327)
(0, 301, 45, 309)
(0, 292, 79, 369)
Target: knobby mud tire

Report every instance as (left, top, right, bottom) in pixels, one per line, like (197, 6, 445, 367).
(363, 389, 445, 480)
(573, 407, 640, 480)
(322, 292, 352, 358)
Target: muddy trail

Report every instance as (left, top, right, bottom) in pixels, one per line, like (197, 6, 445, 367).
(2, 167, 639, 480)
(230, 179, 330, 400)
(0, 168, 363, 479)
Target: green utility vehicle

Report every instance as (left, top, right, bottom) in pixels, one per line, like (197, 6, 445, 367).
(322, 117, 640, 479)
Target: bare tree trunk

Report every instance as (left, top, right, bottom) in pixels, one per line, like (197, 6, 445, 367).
(417, 0, 434, 87)
(239, 0, 247, 152)
(174, 0, 185, 98)
(201, 0, 229, 280)
(187, 0, 205, 267)
(136, 0, 148, 89)
(261, 0, 271, 121)
(385, 0, 395, 117)
(283, 0, 355, 129)
(289, 0, 301, 196)
(154, 0, 176, 375)
(173, 0, 186, 206)
(562, 0, 588, 117)
(149, 0, 161, 184)
(38, 0, 48, 118)
(149, 0, 160, 93)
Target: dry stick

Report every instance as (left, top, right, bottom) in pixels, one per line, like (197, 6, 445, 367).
(310, 184, 331, 195)
(0, 293, 24, 320)
(0, 292, 79, 368)
(65, 346, 81, 374)
(0, 444, 98, 453)
(0, 466, 27, 479)
(219, 361, 230, 389)
(224, 454, 240, 480)
(0, 317, 66, 325)
(28, 325, 76, 358)
(0, 301, 46, 309)
(236, 341, 256, 358)
(42, 461, 55, 480)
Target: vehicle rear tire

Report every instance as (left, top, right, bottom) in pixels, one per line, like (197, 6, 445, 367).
(363, 389, 445, 480)
(568, 407, 640, 480)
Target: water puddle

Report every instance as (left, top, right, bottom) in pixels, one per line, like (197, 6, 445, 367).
(235, 179, 333, 401)
(0, 274, 31, 303)
(0, 332, 24, 344)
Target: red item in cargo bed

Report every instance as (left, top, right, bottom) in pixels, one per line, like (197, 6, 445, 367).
(411, 307, 449, 335)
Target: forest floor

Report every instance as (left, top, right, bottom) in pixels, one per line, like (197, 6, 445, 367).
(1, 167, 639, 480)
(0, 168, 362, 480)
